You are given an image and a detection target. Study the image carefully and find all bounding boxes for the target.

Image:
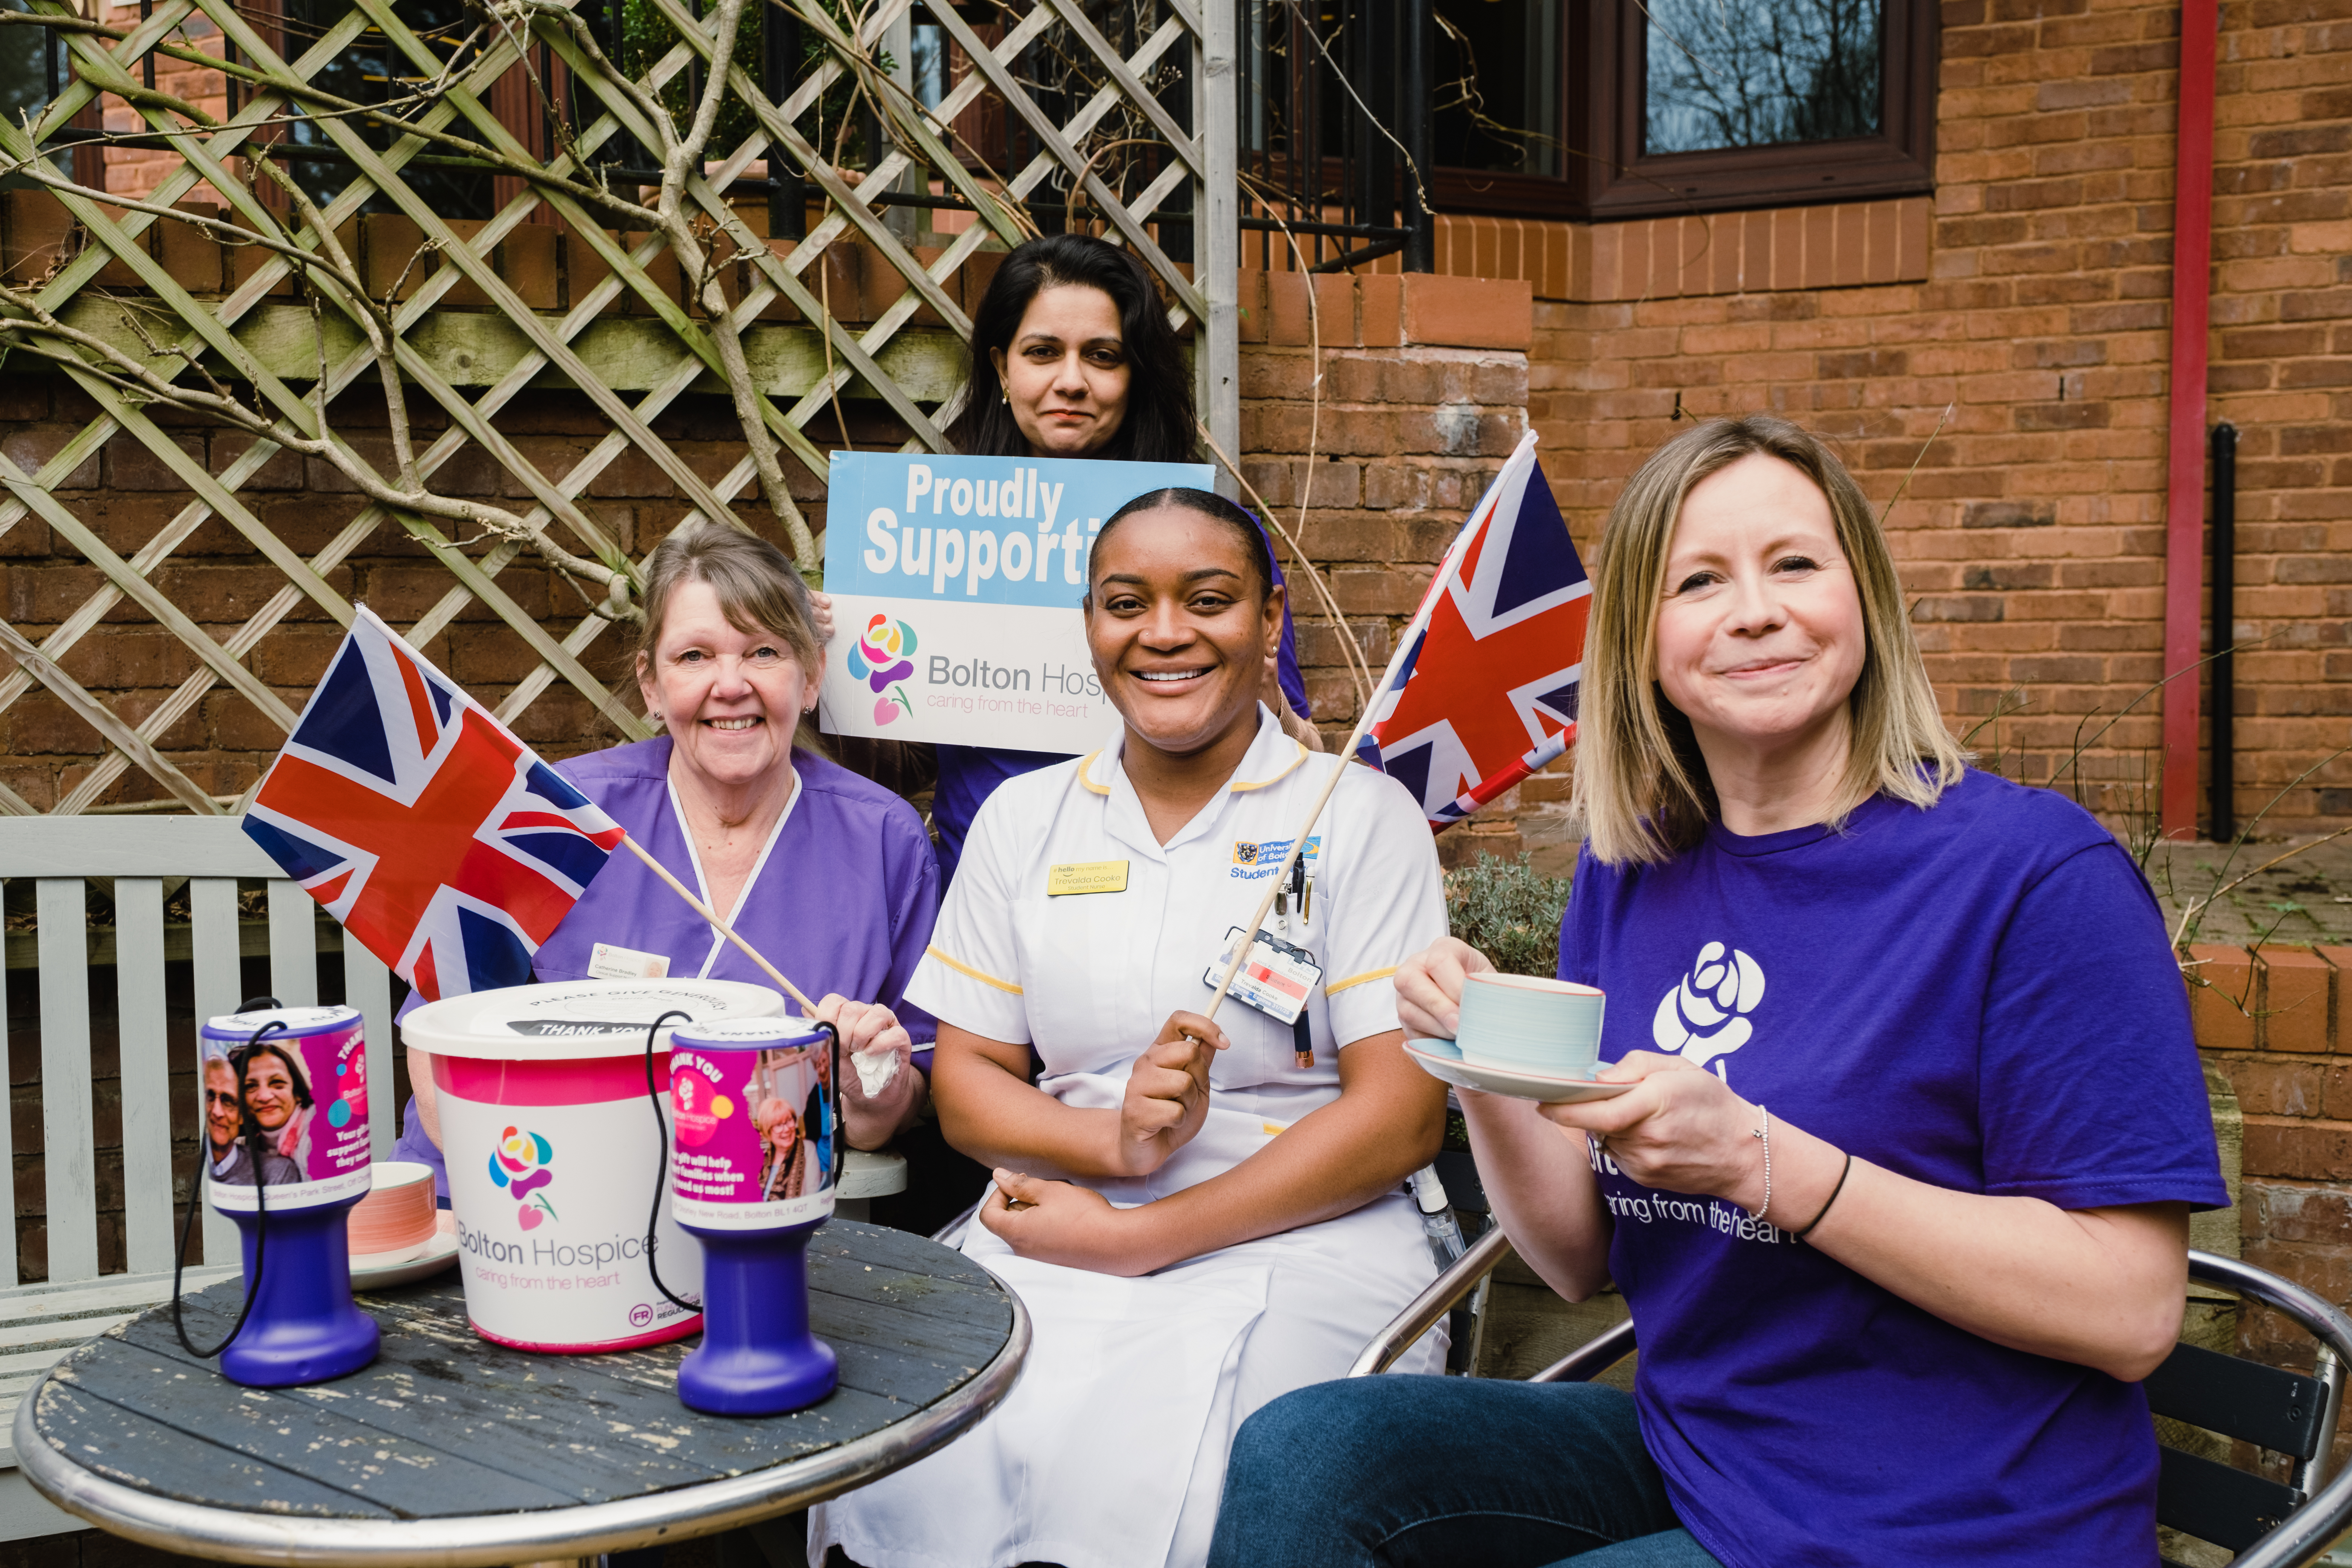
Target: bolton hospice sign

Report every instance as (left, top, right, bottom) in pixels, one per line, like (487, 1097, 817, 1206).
(817, 451, 1213, 750)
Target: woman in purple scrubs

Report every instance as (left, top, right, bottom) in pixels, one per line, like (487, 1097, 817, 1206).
(394, 524, 938, 1202)
(812, 233, 1319, 883)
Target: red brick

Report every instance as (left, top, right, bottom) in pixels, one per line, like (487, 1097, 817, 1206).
(438, 218, 497, 311)
(2190, 944, 2260, 1051)
(362, 213, 429, 300)
(1360, 274, 1403, 348)
(1266, 271, 1312, 348)
(154, 205, 222, 295)
(1402, 275, 1532, 351)
(502, 223, 559, 311)
(3, 190, 71, 286)
(2261, 946, 2337, 1054)
(2246, 1180, 2352, 1245)
(2243, 1117, 2352, 1182)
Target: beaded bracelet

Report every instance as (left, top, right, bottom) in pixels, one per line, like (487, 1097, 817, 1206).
(1749, 1104, 1770, 1223)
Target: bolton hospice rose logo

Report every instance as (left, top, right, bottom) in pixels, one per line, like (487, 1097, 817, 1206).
(488, 1125, 558, 1230)
(1651, 941, 1766, 1073)
(846, 613, 918, 726)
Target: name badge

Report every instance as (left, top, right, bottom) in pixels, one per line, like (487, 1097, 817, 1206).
(1048, 860, 1130, 896)
(587, 942, 671, 980)
(1203, 926, 1323, 1026)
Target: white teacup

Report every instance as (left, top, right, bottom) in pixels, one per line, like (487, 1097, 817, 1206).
(1454, 972, 1606, 1076)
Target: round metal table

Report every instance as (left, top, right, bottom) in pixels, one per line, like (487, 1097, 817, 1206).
(12, 1219, 1027, 1568)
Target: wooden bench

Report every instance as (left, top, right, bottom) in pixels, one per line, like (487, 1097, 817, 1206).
(0, 817, 395, 1539)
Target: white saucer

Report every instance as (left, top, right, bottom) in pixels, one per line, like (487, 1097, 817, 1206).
(1405, 1038, 1636, 1104)
(351, 1227, 459, 1291)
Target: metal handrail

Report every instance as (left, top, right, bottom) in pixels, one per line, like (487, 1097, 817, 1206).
(1531, 1316, 1638, 1384)
(1346, 1222, 1512, 1377)
(2187, 1250, 2352, 1568)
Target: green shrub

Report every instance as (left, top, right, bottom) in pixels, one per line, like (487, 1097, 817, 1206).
(1444, 851, 1571, 979)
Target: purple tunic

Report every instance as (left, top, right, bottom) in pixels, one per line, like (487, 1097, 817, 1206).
(395, 737, 940, 1202)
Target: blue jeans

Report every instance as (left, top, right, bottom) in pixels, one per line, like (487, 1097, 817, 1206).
(1207, 1376, 1724, 1568)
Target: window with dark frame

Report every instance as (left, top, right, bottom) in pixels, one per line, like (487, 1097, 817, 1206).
(0, 0, 101, 192)
(1431, 0, 1935, 222)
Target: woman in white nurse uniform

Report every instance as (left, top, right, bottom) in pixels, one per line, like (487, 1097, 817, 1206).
(812, 488, 1451, 1568)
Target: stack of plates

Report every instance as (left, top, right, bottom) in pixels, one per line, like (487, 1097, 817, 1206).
(349, 1161, 459, 1289)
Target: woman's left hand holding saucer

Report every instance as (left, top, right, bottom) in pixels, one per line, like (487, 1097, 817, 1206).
(981, 1168, 1159, 1276)
(1538, 1051, 1767, 1211)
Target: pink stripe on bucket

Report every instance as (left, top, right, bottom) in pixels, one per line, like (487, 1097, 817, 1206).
(470, 1315, 701, 1353)
(432, 1053, 671, 1107)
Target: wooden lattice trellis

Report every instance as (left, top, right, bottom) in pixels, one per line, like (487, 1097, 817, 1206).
(0, 0, 1239, 815)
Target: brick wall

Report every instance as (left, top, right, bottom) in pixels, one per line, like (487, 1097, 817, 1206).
(1309, 0, 2352, 848)
(1233, 270, 1536, 867)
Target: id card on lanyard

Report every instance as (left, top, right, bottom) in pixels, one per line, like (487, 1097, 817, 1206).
(1203, 926, 1324, 1026)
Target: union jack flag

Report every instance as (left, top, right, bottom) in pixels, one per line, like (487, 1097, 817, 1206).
(241, 607, 626, 1003)
(1356, 433, 1590, 827)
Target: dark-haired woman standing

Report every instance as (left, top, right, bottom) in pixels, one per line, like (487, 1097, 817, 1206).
(812, 488, 1447, 1568)
(813, 233, 1320, 884)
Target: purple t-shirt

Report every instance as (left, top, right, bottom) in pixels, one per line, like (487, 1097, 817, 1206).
(394, 738, 940, 1202)
(1557, 770, 2227, 1568)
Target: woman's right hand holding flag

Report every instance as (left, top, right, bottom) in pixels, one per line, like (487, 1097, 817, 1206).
(1112, 1010, 1228, 1176)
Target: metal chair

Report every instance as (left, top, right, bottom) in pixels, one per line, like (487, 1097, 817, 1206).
(1351, 1245, 2352, 1568)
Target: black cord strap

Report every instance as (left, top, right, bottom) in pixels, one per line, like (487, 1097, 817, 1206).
(173, 1017, 287, 1359)
(643, 1009, 702, 1315)
(642, 1013, 845, 1317)
(1794, 1152, 1854, 1242)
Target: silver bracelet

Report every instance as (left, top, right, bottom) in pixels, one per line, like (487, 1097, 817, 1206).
(1750, 1104, 1771, 1223)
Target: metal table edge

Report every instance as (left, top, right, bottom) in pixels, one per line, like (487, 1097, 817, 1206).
(11, 1290, 1031, 1567)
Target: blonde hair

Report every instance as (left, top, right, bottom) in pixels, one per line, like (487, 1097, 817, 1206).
(1572, 415, 1963, 865)
(635, 523, 824, 749)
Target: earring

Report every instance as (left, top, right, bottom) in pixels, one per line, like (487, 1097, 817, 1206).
(1001, 390, 1009, 404)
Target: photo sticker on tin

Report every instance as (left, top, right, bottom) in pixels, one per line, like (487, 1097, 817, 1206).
(198, 1007, 374, 1212)
(667, 1020, 839, 1231)
(1203, 926, 1323, 1026)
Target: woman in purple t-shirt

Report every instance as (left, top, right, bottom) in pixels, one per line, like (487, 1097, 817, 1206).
(1209, 416, 2227, 1568)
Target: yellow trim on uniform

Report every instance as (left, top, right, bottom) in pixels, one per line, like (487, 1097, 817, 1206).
(1076, 749, 1111, 795)
(1231, 740, 1309, 792)
(1325, 966, 1397, 996)
(927, 945, 1023, 995)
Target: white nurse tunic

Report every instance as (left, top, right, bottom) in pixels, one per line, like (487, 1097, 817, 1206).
(812, 707, 1449, 1568)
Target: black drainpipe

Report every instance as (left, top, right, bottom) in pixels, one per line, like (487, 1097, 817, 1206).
(2210, 421, 2238, 842)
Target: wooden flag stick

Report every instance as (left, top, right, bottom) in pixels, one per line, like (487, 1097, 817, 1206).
(617, 832, 818, 1014)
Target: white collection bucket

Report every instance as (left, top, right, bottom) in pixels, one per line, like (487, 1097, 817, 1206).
(401, 978, 784, 1352)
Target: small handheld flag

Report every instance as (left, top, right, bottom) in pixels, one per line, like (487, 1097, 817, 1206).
(1203, 433, 1584, 1029)
(240, 607, 626, 1003)
(1354, 433, 1589, 828)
